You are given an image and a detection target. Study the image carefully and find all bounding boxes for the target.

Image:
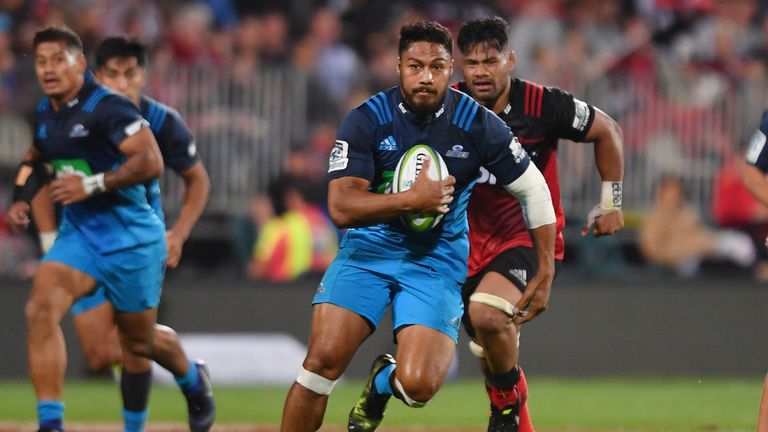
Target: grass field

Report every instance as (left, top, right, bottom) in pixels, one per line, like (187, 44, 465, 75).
(0, 376, 762, 431)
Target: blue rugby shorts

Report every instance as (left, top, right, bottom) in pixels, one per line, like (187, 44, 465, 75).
(313, 247, 463, 342)
(44, 226, 166, 313)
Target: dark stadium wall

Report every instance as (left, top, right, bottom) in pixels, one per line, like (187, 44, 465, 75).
(1, 276, 766, 379)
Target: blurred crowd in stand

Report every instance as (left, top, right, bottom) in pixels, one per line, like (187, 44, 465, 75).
(1, 0, 768, 281)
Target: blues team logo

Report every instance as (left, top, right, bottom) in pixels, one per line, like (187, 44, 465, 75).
(69, 123, 90, 138)
(328, 140, 349, 172)
(445, 144, 469, 159)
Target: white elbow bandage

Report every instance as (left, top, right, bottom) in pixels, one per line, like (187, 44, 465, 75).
(502, 164, 556, 229)
(296, 368, 338, 395)
(82, 172, 107, 196)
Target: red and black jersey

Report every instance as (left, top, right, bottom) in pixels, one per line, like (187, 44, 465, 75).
(455, 78, 596, 275)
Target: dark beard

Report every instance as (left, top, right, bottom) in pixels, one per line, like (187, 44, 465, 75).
(403, 92, 442, 118)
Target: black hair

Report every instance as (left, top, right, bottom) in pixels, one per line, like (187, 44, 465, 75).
(457, 17, 510, 55)
(398, 20, 452, 56)
(33, 26, 83, 52)
(95, 36, 148, 69)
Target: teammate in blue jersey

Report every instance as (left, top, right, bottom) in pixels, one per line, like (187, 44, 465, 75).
(6, 27, 213, 432)
(742, 109, 768, 432)
(28, 36, 213, 432)
(279, 20, 557, 432)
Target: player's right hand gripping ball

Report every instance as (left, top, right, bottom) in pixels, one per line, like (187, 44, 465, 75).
(393, 144, 450, 232)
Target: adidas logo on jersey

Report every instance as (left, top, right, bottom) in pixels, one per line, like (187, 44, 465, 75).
(378, 136, 397, 151)
(509, 269, 527, 286)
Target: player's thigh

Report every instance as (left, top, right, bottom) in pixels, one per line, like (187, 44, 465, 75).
(101, 240, 166, 313)
(304, 303, 373, 378)
(70, 285, 109, 315)
(33, 229, 101, 313)
(30, 262, 97, 320)
(72, 295, 116, 350)
(392, 261, 463, 343)
(114, 307, 158, 345)
(461, 247, 538, 336)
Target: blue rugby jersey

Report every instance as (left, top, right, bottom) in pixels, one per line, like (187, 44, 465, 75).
(33, 72, 164, 253)
(746, 110, 768, 173)
(140, 95, 200, 223)
(327, 86, 531, 282)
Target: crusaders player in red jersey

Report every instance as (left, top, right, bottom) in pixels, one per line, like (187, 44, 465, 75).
(455, 17, 624, 431)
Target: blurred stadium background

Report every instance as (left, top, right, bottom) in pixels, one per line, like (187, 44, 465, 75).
(1, 0, 768, 430)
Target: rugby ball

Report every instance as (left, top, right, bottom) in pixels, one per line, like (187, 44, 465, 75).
(392, 144, 450, 232)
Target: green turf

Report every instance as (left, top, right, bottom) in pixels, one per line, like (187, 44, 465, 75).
(0, 376, 761, 431)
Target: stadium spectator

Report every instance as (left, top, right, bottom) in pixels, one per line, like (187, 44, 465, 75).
(639, 175, 755, 277)
(280, 20, 555, 432)
(712, 156, 768, 278)
(248, 179, 337, 282)
(7, 27, 214, 432)
(297, 7, 362, 110)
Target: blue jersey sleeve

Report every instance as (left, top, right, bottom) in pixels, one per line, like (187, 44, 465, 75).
(472, 108, 530, 185)
(746, 110, 768, 173)
(327, 108, 376, 182)
(97, 94, 146, 150)
(156, 109, 200, 173)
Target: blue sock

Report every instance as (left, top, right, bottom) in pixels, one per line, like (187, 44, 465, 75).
(38, 400, 64, 431)
(174, 360, 199, 393)
(373, 364, 396, 396)
(123, 408, 148, 432)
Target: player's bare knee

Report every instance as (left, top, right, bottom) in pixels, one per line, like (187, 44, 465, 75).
(393, 375, 434, 407)
(302, 344, 345, 380)
(122, 337, 154, 358)
(25, 296, 60, 327)
(394, 370, 439, 403)
(302, 353, 345, 381)
(84, 350, 113, 372)
(155, 324, 177, 338)
(468, 300, 513, 336)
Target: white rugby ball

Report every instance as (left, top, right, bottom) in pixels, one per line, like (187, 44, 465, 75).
(392, 144, 450, 232)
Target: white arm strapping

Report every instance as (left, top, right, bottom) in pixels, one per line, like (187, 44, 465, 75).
(502, 163, 556, 229)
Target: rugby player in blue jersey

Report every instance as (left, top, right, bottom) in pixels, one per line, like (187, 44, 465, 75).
(29, 35, 213, 432)
(7, 27, 213, 432)
(280, 20, 557, 432)
(742, 109, 768, 432)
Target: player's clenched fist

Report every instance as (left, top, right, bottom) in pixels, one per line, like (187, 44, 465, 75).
(166, 231, 184, 268)
(50, 174, 89, 205)
(7, 201, 31, 231)
(409, 157, 455, 214)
